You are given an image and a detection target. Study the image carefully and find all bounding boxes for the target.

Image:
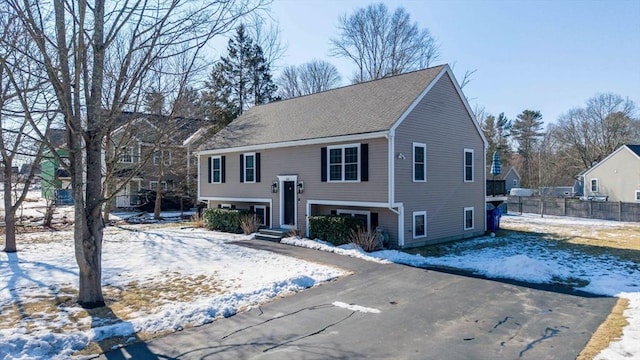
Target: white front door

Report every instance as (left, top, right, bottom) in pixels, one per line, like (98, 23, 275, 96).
(116, 183, 130, 208)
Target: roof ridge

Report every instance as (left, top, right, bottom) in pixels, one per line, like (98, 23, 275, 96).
(260, 64, 449, 107)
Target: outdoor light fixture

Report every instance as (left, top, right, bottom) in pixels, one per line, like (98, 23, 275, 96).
(271, 181, 278, 193)
(297, 181, 304, 194)
(397, 153, 406, 160)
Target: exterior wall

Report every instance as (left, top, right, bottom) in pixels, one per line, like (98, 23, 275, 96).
(199, 137, 389, 233)
(503, 169, 520, 193)
(394, 74, 485, 247)
(583, 148, 640, 202)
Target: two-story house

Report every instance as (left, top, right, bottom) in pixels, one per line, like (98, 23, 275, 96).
(581, 144, 640, 202)
(197, 64, 488, 248)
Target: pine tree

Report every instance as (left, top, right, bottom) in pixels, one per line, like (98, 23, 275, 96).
(512, 110, 544, 187)
(203, 24, 277, 124)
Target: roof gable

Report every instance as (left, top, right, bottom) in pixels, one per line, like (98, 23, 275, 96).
(201, 65, 451, 151)
(582, 144, 640, 176)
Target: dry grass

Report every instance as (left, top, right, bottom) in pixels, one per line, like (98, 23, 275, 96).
(1, 271, 228, 356)
(577, 297, 629, 360)
(502, 221, 640, 251)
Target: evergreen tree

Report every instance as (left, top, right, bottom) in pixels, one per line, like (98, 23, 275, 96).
(512, 110, 544, 187)
(203, 24, 277, 124)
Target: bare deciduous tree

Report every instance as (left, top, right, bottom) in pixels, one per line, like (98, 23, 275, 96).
(330, 2, 441, 83)
(6, 0, 264, 308)
(278, 60, 341, 99)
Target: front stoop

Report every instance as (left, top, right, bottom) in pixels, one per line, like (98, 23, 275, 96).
(255, 228, 287, 242)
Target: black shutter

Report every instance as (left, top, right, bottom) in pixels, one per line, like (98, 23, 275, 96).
(249, 205, 254, 213)
(221, 156, 226, 183)
(239, 154, 244, 183)
(330, 210, 337, 215)
(255, 153, 261, 183)
(361, 143, 369, 181)
(371, 212, 379, 229)
(231, 204, 236, 210)
(321, 147, 327, 182)
(217, 204, 222, 208)
(265, 207, 270, 227)
(207, 156, 212, 183)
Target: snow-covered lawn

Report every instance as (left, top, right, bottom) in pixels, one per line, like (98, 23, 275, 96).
(0, 225, 346, 359)
(282, 214, 640, 360)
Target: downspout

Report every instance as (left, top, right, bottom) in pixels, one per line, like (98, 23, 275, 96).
(386, 130, 399, 215)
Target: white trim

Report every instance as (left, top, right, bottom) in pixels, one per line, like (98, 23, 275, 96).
(254, 205, 267, 226)
(243, 152, 256, 183)
(464, 207, 475, 230)
(278, 175, 298, 229)
(199, 197, 273, 228)
(590, 178, 599, 193)
(387, 132, 395, 208)
(210, 156, 222, 184)
(464, 148, 474, 182)
(118, 146, 134, 163)
(307, 200, 390, 208)
(197, 131, 387, 156)
(327, 143, 360, 182)
(412, 211, 427, 239)
(582, 145, 640, 177)
(337, 209, 371, 231)
(397, 205, 404, 247)
(635, 190, 640, 202)
(389, 66, 488, 149)
(412, 142, 427, 182)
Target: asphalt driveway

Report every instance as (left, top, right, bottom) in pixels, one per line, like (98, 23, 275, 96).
(101, 240, 616, 360)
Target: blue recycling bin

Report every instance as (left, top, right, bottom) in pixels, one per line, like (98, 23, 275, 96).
(486, 207, 502, 232)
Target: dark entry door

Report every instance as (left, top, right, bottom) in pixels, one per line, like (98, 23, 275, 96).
(283, 181, 295, 225)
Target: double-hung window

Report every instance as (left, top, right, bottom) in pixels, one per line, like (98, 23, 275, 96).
(119, 146, 133, 163)
(590, 179, 598, 192)
(328, 144, 360, 182)
(464, 207, 474, 230)
(635, 190, 640, 202)
(153, 150, 172, 165)
(211, 156, 222, 183)
(337, 209, 371, 231)
(244, 153, 256, 183)
(464, 149, 474, 182)
(413, 211, 427, 239)
(413, 143, 426, 182)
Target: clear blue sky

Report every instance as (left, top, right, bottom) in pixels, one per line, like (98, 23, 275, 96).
(258, 0, 640, 126)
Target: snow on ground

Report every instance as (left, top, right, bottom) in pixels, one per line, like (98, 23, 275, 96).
(284, 214, 640, 360)
(0, 226, 346, 359)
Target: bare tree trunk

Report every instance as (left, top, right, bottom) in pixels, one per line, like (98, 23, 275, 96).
(3, 170, 16, 252)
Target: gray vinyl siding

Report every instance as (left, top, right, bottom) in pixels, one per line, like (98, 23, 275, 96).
(583, 148, 640, 202)
(503, 169, 520, 193)
(394, 74, 485, 247)
(199, 137, 389, 230)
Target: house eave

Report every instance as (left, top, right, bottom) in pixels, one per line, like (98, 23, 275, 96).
(197, 131, 389, 156)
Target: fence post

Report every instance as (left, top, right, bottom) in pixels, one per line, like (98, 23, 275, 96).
(519, 196, 522, 214)
(589, 200, 592, 218)
(619, 201, 622, 221)
(563, 197, 567, 216)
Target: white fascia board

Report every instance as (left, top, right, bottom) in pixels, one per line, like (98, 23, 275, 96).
(199, 196, 272, 204)
(196, 131, 388, 156)
(389, 66, 488, 150)
(307, 200, 390, 208)
(581, 145, 632, 177)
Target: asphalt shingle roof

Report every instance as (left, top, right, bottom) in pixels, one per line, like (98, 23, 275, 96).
(200, 65, 447, 150)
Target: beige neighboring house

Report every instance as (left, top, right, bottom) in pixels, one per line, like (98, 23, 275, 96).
(581, 144, 640, 202)
(197, 64, 488, 248)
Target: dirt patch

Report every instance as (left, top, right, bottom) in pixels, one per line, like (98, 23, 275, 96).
(577, 297, 629, 360)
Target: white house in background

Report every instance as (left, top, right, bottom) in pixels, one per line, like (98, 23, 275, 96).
(581, 144, 640, 203)
(197, 64, 488, 248)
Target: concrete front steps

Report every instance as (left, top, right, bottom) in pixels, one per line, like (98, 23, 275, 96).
(255, 228, 287, 242)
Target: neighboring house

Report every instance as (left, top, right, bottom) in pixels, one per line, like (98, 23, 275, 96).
(107, 113, 210, 209)
(581, 144, 640, 202)
(40, 128, 71, 201)
(197, 64, 488, 248)
(502, 167, 521, 193)
(0, 166, 20, 183)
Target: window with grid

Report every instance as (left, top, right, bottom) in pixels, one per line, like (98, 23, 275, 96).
(211, 156, 221, 183)
(119, 146, 133, 163)
(244, 153, 255, 182)
(464, 207, 474, 230)
(464, 149, 473, 182)
(591, 179, 598, 192)
(413, 143, 426, 182)
(413, 211, 426, 238)
(328, 144, 359, 182)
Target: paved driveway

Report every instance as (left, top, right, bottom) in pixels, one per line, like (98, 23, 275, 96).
(101, 240, 616, 359)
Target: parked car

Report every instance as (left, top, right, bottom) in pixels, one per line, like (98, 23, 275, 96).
(135, 189, 194, 212)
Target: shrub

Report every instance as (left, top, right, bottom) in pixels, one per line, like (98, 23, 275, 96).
(203, 208, 248, 233)
(349, 227, 382, 252)
(240, 213, 260, 235)
(308, 215, 364, 246)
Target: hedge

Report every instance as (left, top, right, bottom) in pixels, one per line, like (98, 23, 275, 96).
(203, 208, 250, 233)
(308, 215, 365, 246)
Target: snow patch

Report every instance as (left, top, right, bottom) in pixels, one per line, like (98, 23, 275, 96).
(332, 301, 381, 314)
